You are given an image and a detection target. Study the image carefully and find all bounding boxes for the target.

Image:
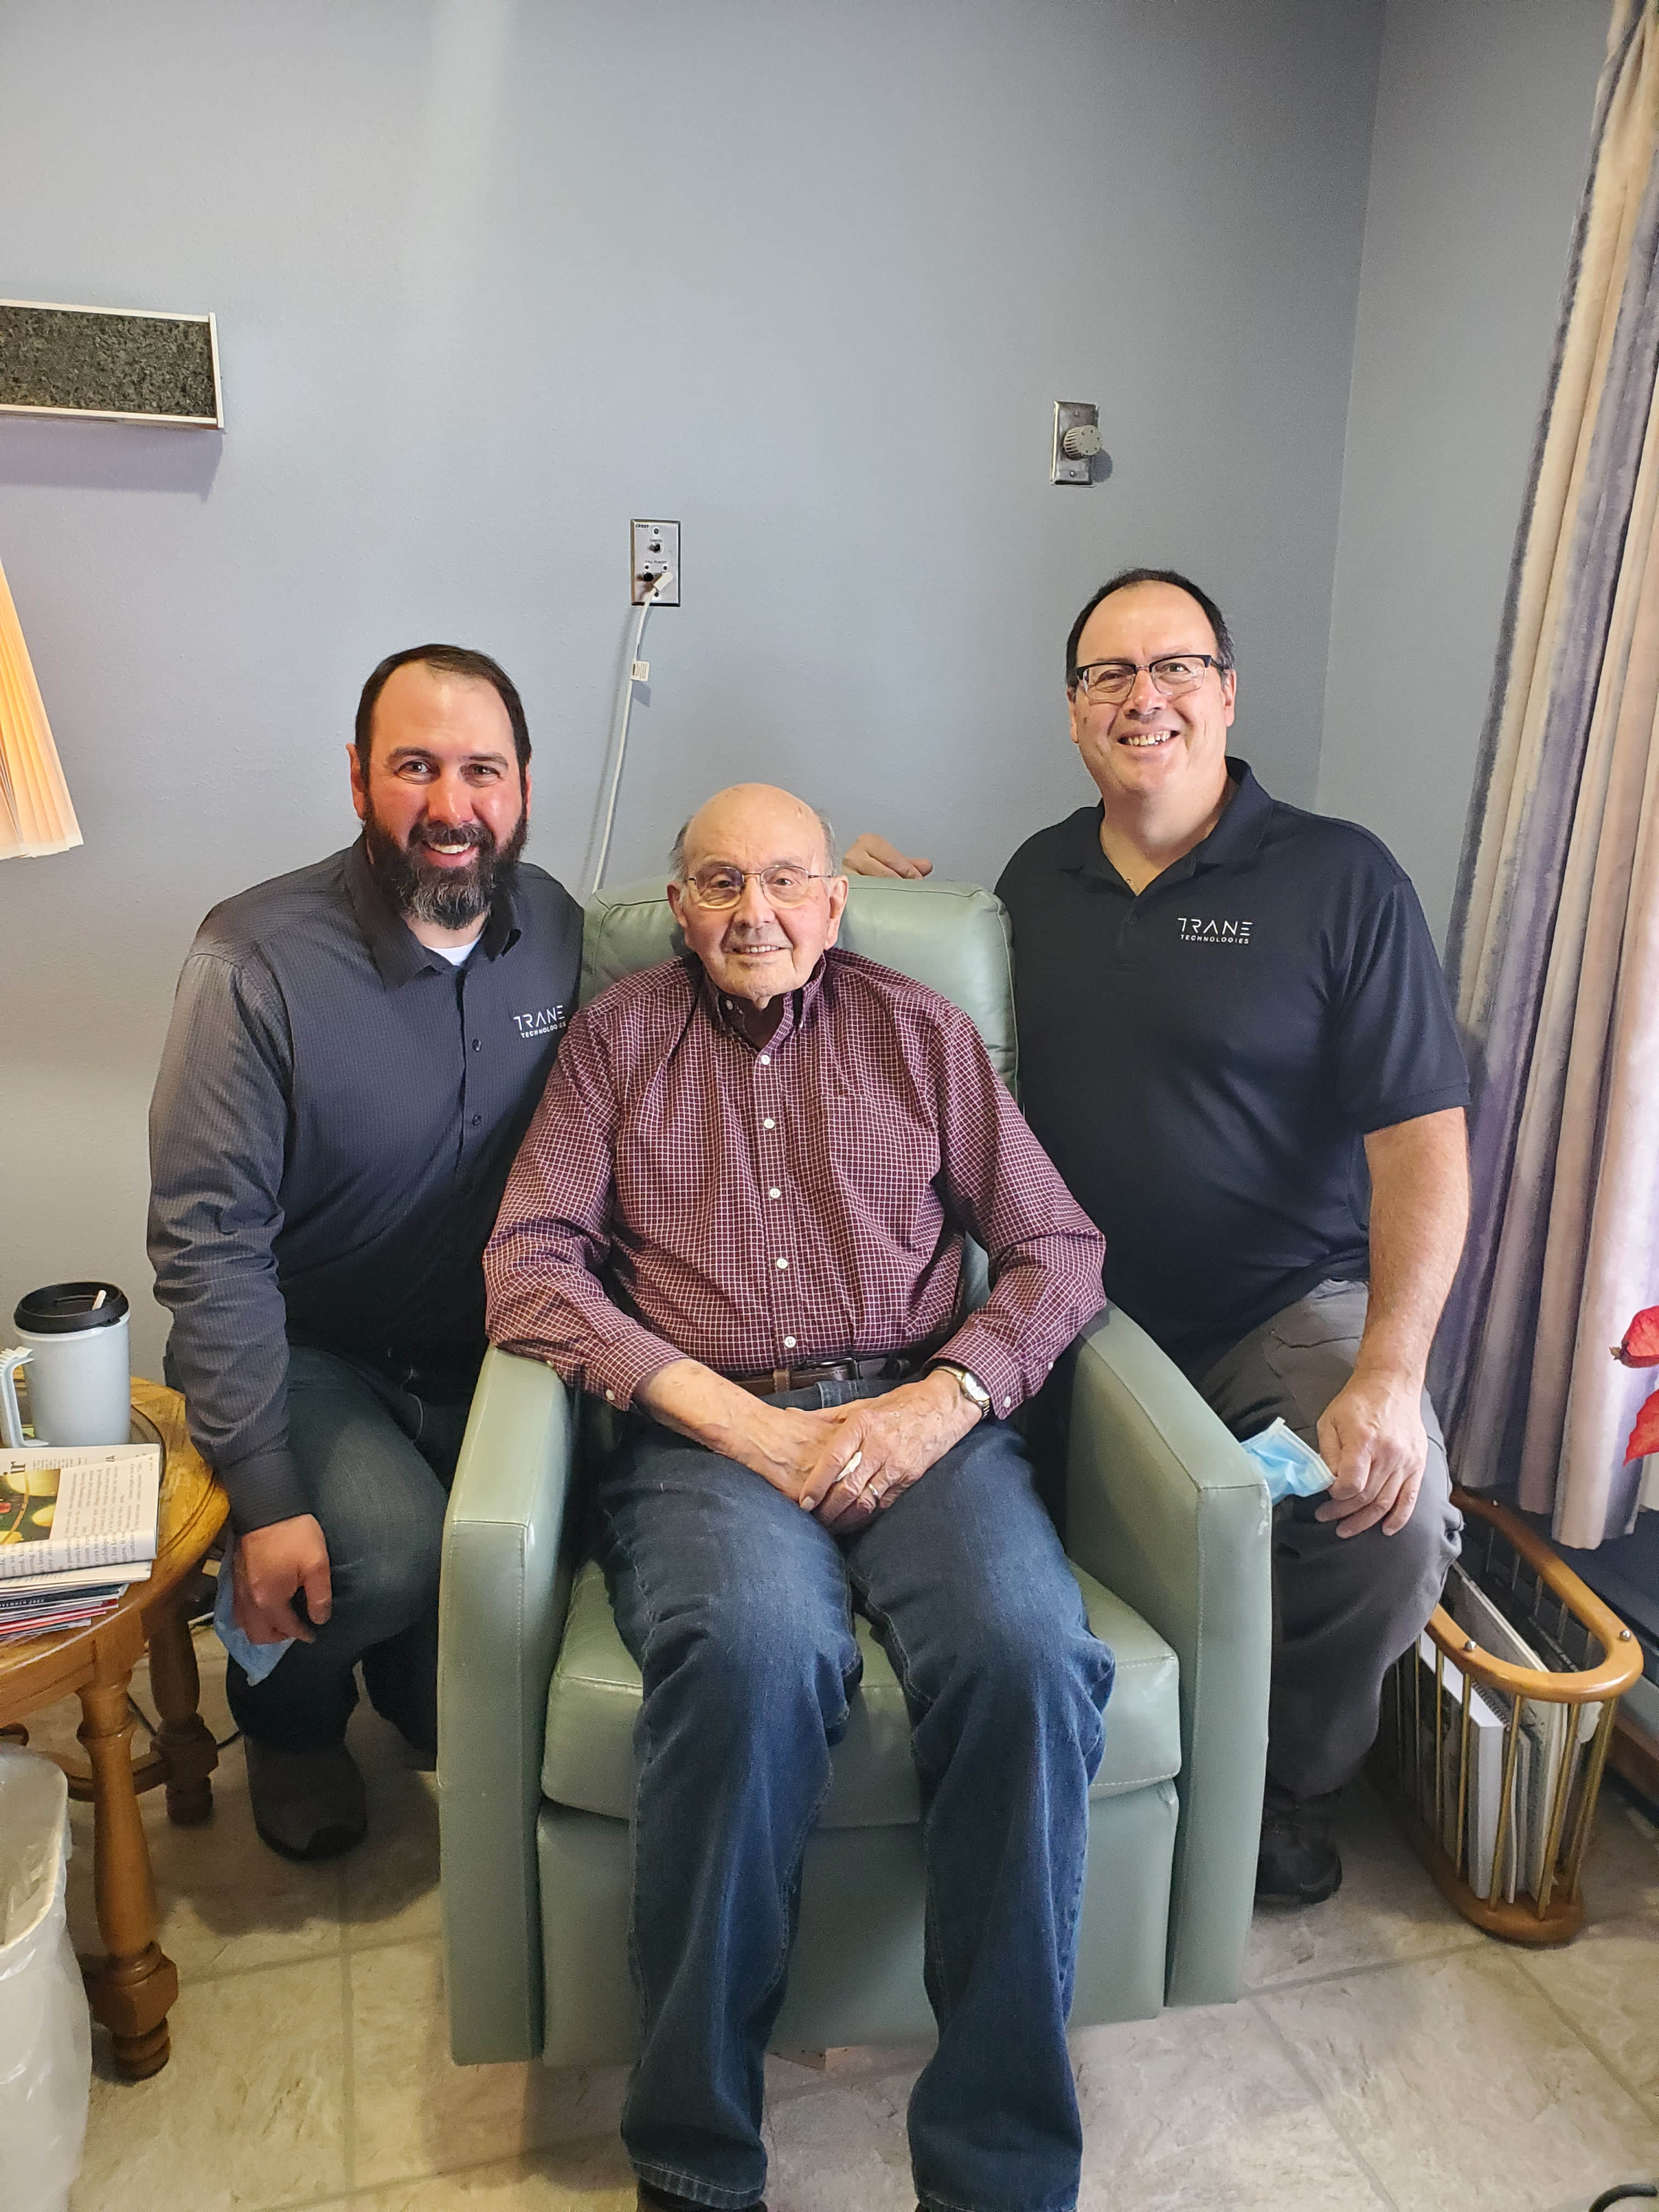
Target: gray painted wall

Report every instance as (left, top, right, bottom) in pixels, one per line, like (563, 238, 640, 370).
(1317, 0, 1609, 946)
(0, 0, 1382, 1378)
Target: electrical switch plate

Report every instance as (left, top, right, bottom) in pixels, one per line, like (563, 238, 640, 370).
(1051, 402, 1101, 486)
(631, 519, 680, 605)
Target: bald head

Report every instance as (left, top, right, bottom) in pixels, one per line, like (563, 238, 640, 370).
(667, 783, 848, 1008)
(673, 784, 838, 882)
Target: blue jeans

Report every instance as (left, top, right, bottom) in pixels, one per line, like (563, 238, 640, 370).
(594, 1381, 1114, 2212)
(225, 1344, 472, 1754)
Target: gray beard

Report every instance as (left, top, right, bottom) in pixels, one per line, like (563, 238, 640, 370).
(404, 862, 493, 931)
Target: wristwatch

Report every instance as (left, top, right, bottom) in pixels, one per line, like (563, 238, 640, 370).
(929, 1361, 994, 1418)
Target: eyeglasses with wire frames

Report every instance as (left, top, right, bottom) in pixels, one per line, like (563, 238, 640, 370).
(1071, 653, 1228, 704)
(680, 862, 833, 910)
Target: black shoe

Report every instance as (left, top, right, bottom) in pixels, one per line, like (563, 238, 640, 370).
(636, 2186, 765, 2212)
(245, 1737, 368, 1861)
(1256, 1781, 1343, 1905)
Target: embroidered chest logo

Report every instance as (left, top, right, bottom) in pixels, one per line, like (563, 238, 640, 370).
(1175, 916, 1253, 947)
(511, 1004, 567, 1039)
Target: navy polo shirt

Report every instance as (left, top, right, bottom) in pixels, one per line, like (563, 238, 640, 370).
(995, 760, 1469, 1364)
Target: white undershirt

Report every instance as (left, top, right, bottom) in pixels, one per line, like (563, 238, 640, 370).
(432, 941, 477, 967)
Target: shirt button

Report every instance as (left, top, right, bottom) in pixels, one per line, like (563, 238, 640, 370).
(470, 1114, 482, 1127)
(605, 1389, 616, 1403)
(783, 1335, 797, 1349)
(775, 1256, 788, 1269)
(1002, 1396, 1013, 1409)
(471, 1038, 481, 1052)
(763, 1117, 776, 1130)
(768, 1187, 781, 1199)
(759, 1053, 771, 1065)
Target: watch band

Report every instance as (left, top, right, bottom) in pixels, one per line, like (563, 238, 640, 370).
(929, 1361, 993, 1415)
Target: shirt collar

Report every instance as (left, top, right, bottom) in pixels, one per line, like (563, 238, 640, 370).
(695, 947, 833, 1047)
(1059, 757, 1272, 890)
(343, 835, 523, 988)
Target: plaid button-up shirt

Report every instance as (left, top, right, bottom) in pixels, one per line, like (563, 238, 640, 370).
(484, 949, 1106, 1417)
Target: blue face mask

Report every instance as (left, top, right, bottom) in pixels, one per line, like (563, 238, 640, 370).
(1240, 1415, 1334, 1504)
(213, 1537, 291, 1684)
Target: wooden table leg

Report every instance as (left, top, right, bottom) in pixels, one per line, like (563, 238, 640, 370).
(77, 1660, 179, 2078)
(147, 1597, 218, 1825)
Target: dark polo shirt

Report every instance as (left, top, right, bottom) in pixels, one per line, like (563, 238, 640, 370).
(149, 838, 582, 1530)
(996, 760, 1468, 1364)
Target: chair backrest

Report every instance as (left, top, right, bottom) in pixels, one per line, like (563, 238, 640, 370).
(580, 874, 1018, 1087)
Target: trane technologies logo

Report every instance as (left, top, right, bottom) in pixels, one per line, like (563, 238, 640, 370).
(1176, 915, 1253, 947)
(512, 1003, 568, 1040)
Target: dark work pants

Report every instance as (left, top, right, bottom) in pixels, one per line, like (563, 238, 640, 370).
(1192, 1279, 1462, 1800)
(225, 1345, 472, 1756)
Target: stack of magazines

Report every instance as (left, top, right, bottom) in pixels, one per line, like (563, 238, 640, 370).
(0, 1441, 163, 1640)
(1412, 1556, 1604, 1903)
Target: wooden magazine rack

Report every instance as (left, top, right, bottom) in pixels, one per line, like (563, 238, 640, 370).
(1370, 1488, 1644, 1946)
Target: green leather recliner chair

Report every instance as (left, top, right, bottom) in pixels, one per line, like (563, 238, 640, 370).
(437, 876, 1272, 2068)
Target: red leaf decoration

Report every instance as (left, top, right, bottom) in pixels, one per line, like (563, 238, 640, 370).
(1616, 1306, 1659, 1367)
(1626, 1388, 1659, 1464)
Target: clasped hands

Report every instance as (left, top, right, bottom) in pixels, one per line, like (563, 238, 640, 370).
(742, 1370, 982, 1532)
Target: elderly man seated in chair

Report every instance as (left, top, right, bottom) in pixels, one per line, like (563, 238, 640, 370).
(484, 783, 1114, 2212)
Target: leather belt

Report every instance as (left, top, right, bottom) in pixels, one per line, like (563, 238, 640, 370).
(729, 1351, 929, 1400)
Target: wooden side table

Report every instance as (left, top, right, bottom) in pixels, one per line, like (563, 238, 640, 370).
(0, 1380, 228, 2077)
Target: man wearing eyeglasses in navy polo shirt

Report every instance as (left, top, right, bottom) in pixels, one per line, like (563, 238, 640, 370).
(848, 567, 1470, 1907)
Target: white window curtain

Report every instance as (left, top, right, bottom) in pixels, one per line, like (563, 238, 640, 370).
(1436, 0, 1659, 1545)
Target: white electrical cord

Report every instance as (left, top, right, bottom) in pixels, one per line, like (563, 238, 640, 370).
(587, 565, 675, 895)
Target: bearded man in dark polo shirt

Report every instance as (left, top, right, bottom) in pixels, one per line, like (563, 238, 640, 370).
(487, 782, 1112, 2212)
(848, 568, 1470, 1906)
(149, 644, 581, 1861)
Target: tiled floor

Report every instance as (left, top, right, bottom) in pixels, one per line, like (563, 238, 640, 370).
(22, 1630, 1659, 2212)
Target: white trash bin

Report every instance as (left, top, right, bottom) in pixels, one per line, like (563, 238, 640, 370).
(0, 1749, 92, 2212)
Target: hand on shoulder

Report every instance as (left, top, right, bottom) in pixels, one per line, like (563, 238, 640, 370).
(844, 833, 933, 880)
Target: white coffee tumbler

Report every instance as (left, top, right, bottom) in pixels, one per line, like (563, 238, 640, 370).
(10, 1283, 132, 1447)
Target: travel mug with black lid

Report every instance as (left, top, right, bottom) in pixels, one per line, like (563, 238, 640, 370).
(5, 1282, 132, 1447)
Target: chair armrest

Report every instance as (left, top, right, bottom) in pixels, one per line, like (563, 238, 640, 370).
(438, 1345, 579, 2062)
(1063, 1306, 1271, 2007)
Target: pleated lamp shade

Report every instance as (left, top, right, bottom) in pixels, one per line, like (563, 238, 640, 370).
(0, 554, 81, 859)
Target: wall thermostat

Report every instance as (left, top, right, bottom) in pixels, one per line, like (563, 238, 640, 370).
(1052, 401, 1102, 486)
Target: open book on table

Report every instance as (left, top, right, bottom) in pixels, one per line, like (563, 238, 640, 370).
(0, 1441, 162, 1581)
